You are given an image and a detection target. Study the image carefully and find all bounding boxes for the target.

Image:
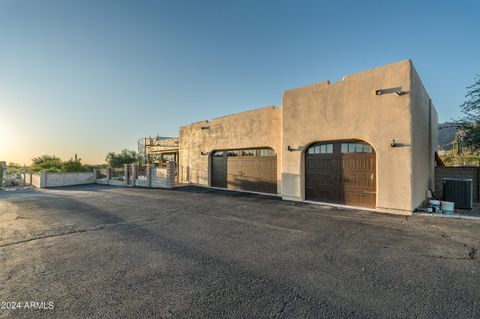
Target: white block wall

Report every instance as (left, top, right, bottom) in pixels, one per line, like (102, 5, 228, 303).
(134, 178, 149, 187)
(151, 163, 176, 189)
(106, 179, 127, 186)
(23, 173, 32, 185)
(29, 164, 176, 189)
(32, 174, 41, 188)
(44, 172, 95, 187)
(95, 178, 109, 185)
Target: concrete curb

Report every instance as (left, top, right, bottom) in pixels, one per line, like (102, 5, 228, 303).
(414, 212, 480, 221)
(0, 186, 33, 192)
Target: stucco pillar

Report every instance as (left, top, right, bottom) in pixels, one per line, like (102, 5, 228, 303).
(166, 161, 176, 188)
(0, 161, 6, 187)
(131, 164, 138, 186)
(124, 164, 129, 185)
(40, 171, 47, 188)
(147, 164, 153, 188)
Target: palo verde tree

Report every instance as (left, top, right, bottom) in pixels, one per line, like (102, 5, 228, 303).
(61, 158, 89, 172)
(31, 155, 89, 173)
(457, 75, 480, 151)
(105, 149, 139, 168)
(31, 155, 63, 173)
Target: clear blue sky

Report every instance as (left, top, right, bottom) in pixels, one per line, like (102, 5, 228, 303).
(0, 0, 479, 164)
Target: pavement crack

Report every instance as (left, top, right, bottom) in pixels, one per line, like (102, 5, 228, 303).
(469, 248, 477, 260)
(276, 296, 296, 317)
(0, 211, 178, 248)
(420, 254, 473, 261)
(421, 247, 477, 261)
(15, 215, 30, 220)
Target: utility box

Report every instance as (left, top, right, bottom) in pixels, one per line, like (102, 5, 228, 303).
(443, 178, 473, 209)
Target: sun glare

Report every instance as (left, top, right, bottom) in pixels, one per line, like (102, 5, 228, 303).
(0, 121, 13, 160)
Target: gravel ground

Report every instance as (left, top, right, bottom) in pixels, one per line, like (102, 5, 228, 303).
(0, 184, 479, 318)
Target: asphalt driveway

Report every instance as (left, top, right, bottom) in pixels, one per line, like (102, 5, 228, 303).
(0, 185, 479, 318)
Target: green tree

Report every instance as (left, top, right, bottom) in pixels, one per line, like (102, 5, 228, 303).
(457, 75, 480, 151)
(30, 155, 91, 173)
(105, 149, 138, 168)
(61, 158, 88, 172)
(6, 162, 22, 173)
(31, 155, 63, 173)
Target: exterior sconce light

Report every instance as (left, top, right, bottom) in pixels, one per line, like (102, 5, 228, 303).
(201, 151, 209, 156)
(375, 87, 409, 96)
(288, 146, 302, 152)
(390, 139, 397, 147)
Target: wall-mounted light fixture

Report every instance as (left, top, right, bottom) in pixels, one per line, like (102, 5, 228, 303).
(201, 151, 209, 156)
(288, 145, 302, 152)
(375, 87, 409, 96)
(390, 139, 397, 147)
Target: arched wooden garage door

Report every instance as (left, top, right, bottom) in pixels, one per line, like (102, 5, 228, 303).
(305, 141, 376, 208)
(211, 148, 277, 194)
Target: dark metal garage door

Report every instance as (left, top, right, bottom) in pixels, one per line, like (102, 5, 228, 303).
(305, 141, 376, 208)
(211, 148, 277, 194)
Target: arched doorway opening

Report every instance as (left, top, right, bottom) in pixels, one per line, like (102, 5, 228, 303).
(304, 140, 376, 208)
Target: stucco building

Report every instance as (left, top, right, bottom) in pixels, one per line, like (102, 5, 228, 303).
(139, 136, 179, 167)
(176, 60, 437, 214)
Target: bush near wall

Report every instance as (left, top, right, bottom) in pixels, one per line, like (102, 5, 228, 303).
(439, 151, 480, 166)
(30, 155, 92, 173)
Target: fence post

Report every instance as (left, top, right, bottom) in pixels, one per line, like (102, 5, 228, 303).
(40, 171, 47, 188)
(166, 162, 176, 188)
(131, 164, 138, 187)
(0, 161, 6, 187)
(478, 167, 480, 203)
(22, 171, 29, 185)
(124, 164, 129, 185)
(107, 168, 112, 180)
(146, 165, 152, 188)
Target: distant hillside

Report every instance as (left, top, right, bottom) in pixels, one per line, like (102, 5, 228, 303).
(438, 122, 459, 151)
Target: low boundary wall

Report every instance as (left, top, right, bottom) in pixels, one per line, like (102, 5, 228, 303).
(26, 162, 176, 189)
(31, 173, 41, 188)
(95, 162, 176, 189)
(95, 178, 128, 186)
(28, 171, 95, 188)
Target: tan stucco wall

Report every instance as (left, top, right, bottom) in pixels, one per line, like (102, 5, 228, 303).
(282, 60, 416, 212)
(178, 60, 437, 214)
(410, 63, 439, 210)
(179, 106, 282, 193)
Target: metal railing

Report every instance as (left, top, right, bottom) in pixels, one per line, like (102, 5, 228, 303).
(110, 168, 125, 181)
(137, 165, 147, 177)
(96, 169, 108, 179)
